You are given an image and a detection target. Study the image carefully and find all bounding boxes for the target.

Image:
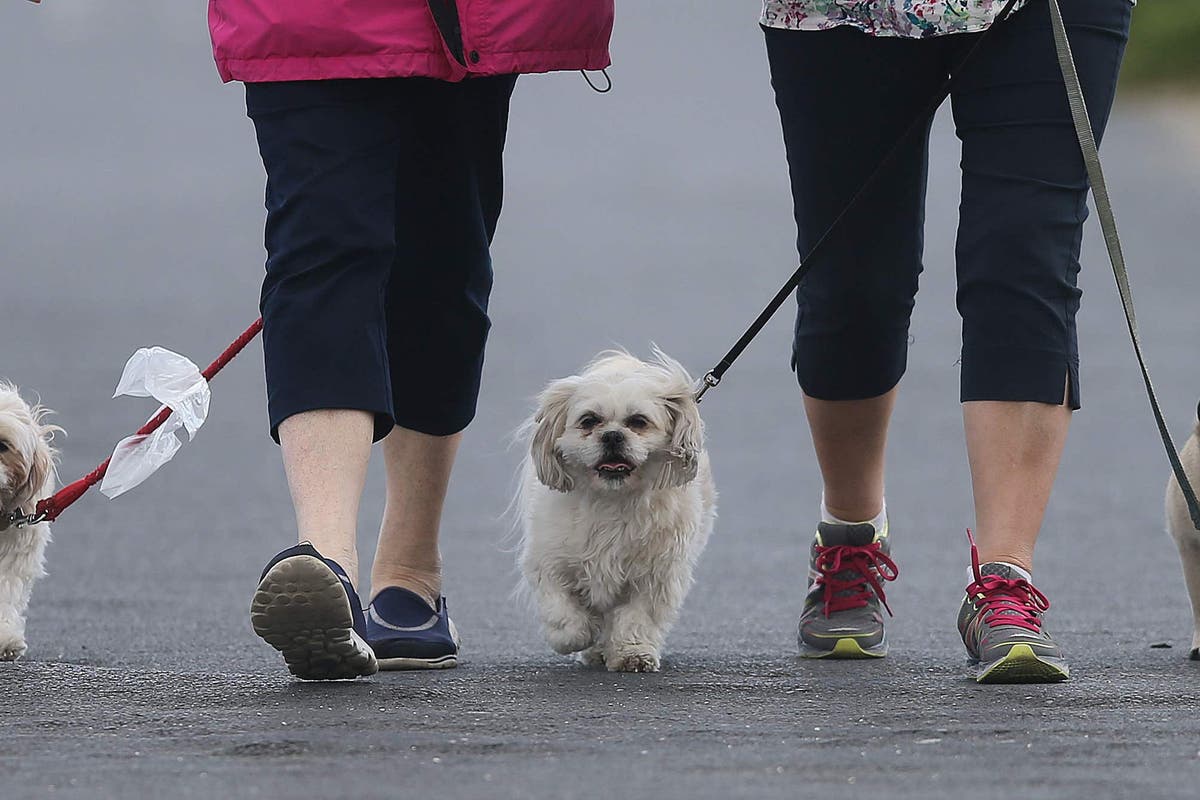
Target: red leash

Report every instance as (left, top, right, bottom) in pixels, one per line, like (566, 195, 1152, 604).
(25, 318, 263, 525)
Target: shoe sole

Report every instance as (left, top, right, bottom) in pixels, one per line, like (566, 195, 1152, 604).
(375, 620, 460, 671)
(377, 655, 458, 670)
(975, 643, 1069, 684)
(251, 555, 379, 680)
(799, 636, 888, 659)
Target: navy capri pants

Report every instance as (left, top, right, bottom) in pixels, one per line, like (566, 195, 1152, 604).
(765, 0, 1132, 408)
(246, 75, 517, 441)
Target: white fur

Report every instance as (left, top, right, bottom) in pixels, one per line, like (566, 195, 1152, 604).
(1165, 409, 1200, 660)
(517, 350, 716, 672)
(0, 383, 59, 661)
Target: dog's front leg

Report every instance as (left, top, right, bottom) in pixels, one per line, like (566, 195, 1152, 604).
(603, 576, 687, 673)
(0, 527, 46, 661)
(0, 577, 32, 661)
(0, 605, 28, 661)
(530, 568, 599, 656)
(1176, 531, 1200, 658)
(604, 597, 667, 673)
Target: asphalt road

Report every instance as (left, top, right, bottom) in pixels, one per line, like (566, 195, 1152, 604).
(3, 4, 1200, 799)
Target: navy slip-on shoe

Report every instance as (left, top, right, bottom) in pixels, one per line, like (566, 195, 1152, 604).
(250, 541, 378, 680)
(365, 587, 459, 670)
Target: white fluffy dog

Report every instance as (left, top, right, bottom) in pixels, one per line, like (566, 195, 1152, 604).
(517, 351, 716, 673)
(0, 384, 58, 661)
(1166, 401, 1200, 661)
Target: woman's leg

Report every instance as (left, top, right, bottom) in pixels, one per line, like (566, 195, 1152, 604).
(246, 78, 407, 679)
(803, 391, 896, 523)
(278, 410, 375, 585)
(963, 400, 1071, 571)
(765, 26, 942, 519)
(248, 78, 410, 580)
(765, 25, 945, 657)
(950, 0, 1131, 681)
(369, 75, 518, 605)
(369, 428, 461, 605)
(951, 0, 1132, 569)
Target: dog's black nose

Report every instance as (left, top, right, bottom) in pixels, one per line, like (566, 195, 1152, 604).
(601, 430, 624, 446)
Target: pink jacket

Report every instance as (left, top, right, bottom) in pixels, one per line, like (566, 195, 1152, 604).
(208, 0, 614, 84)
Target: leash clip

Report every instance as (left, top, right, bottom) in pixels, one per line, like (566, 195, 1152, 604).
(694, 371, 720, 404)
(2, 509, 47, 530)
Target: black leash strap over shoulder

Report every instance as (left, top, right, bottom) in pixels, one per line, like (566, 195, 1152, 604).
(695, 0, 1022, 402)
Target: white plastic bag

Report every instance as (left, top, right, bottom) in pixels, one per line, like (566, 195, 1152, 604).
(99, 347, 211, 499)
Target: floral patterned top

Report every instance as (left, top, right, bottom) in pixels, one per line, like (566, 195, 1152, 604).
(760, 0, 1029, 38)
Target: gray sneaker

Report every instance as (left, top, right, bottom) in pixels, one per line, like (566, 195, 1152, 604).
(957, 531, 1069, 683)
(798, 521, 899, 658)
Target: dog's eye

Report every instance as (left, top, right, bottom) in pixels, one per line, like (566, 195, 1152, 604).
(0, 441, 8, 453)
(626, 415, 649, 431)
(578, 414, 600, 430)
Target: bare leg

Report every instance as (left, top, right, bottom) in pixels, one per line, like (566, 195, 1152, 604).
(803, 388, 897, 522)
(369, 427, 461, 606)
(278, 409, 375, 586)
(963, 400, 1071, 573)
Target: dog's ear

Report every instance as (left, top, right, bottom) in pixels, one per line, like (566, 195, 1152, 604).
(14, 413, 57, 512)
(647, 349, 703, 490)
(531, 377, 578, 493)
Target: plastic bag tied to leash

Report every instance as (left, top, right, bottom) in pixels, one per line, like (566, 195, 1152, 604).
(99, 347, 211, 499)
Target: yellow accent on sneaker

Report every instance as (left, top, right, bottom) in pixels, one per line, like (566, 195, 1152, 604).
(976, 643, 1070, 684)
(814, 637, 886, 659)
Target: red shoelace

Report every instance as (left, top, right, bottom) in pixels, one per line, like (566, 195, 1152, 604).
(964, 528, 1050, 633)
(813, 541, 899, 616)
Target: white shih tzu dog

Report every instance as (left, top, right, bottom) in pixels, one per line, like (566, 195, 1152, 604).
(518, 350, 716, 673)
(0, 384, 59, 661)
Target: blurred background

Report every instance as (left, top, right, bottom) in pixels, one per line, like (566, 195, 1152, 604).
(1122, 0, 1200, 86)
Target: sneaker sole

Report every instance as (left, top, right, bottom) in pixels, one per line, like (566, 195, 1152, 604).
(375, 620, 460, 671)
(799, 636, 888, 659)
(251, 555, 379, 681)
(975, 643, 1069, 684)
(377, 655, 459, 670)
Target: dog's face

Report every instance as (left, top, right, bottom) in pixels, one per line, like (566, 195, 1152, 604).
(0, 384, 58, 525)
(531, 351, 703, 493)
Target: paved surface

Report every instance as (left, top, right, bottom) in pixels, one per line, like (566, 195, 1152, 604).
(3, 4, 1200, 798)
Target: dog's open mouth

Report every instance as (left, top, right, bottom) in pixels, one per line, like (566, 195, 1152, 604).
(596, 459, 634, 478)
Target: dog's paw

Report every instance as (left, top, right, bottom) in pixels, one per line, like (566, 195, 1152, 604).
(0, 632, 28, 662)
(606, 648, 660, 673)
(576, 646, 606, 668)
(544, 613, 595, 655)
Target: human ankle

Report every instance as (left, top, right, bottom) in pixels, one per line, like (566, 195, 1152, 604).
(821, 494, 886, 529)
(300, 538, 359, 586)
(370, 565, 442, 608)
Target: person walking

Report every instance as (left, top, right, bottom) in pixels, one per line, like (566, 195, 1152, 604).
(762, 0, 1132, 681)
(208, 0, 614, 679)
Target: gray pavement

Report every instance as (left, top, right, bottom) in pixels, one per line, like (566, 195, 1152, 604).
(3, 3, 1200, 798)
